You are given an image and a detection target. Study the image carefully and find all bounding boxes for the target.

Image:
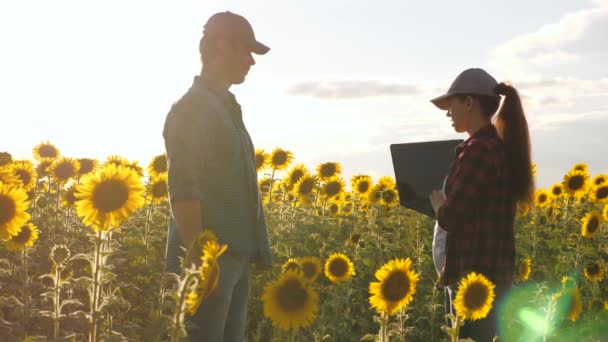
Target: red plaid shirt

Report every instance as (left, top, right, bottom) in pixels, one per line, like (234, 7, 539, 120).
(437, 124, 516, 287)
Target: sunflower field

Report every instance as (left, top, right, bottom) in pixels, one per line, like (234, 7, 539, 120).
(1, 143, 608, 342)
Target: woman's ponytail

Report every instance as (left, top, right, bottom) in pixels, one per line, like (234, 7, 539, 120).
(494, 83, 534, 204)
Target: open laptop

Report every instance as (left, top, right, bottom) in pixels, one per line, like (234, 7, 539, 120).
(390, 139, 463, 218)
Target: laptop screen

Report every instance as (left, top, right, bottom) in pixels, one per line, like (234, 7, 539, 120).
(390, 139, 463, 218)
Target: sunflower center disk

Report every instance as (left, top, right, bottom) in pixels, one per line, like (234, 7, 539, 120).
(16, 170, 32, 186)
(464, 283, 488, 310)
(55, 163, 75, 180)
(588, 219, 599, 233)
(152, 182, 168, 198)
(329, 260, 348, 278)
(0, 194, 16, 225)
(277, 279, 308, 312)
(92, 180, 129, 213)
(382, 271, 410, 302)
(569, 176, 584, 191)
(40, 146, 58, 158)
(302, 263, 316, 279)
(596, 187, 608, 200)
(11, 226, 31, 244)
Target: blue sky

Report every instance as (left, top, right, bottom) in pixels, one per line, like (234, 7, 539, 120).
(1, 0, 607, 189)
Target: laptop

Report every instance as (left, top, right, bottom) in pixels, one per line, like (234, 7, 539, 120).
(390, 139, 463, 218)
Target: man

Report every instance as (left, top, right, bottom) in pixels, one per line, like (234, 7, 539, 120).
(162, 11, 273, 341)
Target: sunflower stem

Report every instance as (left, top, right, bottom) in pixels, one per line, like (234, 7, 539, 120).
(90, 230, 103, 342)
(22, 246, 29, 339)
(53, 262, 62, 339)
(289, 328, 297, 342)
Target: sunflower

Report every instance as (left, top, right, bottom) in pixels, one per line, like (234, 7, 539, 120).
(50, 157, 80, 184)
(550, 183, 564, 198)
(531, 162, 537, 177)
(285, 165, 308, 189)
(186, 239, 228, 315)
(50, 244, 71, 265)
(324, 253, 355, 283)
(147, 174, 168, 203)
(293, 175, 318, 203)
(269, 148, 293, 171)
(572, 163, 588, 173)
(75, 164, 145, 231)
(552, 288, 583, 322)
(583, 262, 604, 282)
(195, 230, 219, 250)
(534, 189, 550, 207)
(0, 169, 22, 188)
(282, 258, 301, 273)
(562, 169, 588, 197)
(77, 158, 98, 176)
(299, 257, 322, 282)
(581, 211, 603, 238)
(316, 162, 342, 180)
(0, 152, 12, 167)
(517, 257, 532, 281)
(350, 175, 371, 194)
(453, 272, 496, 321)
(590, 183, 608, 203)
(147, 154, 167, 178)
(33, 141, 60, 161)
(262, 269, 318, 331)
(369, 258, 420, 316)
(321, 177, 345, 200)
(104, 155, 130, 168)
(592, 174, 607, 186)
(0, 184, 31, 238)
(127, 161, 144, 177)
(326, 201, 341, 216)
(35, 158, 54, 179)
(349, 233, 361, 245)
(382, 188, 399, 206)
(5, 223, 38, 251)
(561, 275, 576, 288)
(61, 184, 80, 208)
(9, 161, 36, 191)
(367, 183, 384, 204)
(254, 149, 268, 172)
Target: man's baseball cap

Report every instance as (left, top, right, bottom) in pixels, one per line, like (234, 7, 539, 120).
(203, 11, 270, 55)
(430, 68, 499, 110)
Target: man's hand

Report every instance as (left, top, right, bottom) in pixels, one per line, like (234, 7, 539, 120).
(430, 190, 446, 215)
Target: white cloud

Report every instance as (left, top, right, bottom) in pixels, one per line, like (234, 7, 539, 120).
(489, 0, 608, 77)
(285, 80, 422, 99)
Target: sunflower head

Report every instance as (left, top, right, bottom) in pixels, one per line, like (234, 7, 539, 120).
(0, 184, 31, 238)
(552, 288, 583, 322)
(285, 165, 308, 187)
(591, 184, 608, 203)
(581, 211, 603, 238)
(454, 272, 496, 321)
(61, 184, 80, 208)
(104, 155, 130, 168)
(254, 149, 268, 172)
(382, 188, 399, 206)
(282, 258, 301, 273)
(195, 230, 219, 250)
(550, 183, 564, 198)
(0, 152, 12, 167)
(293, 175, 318, 203)
(563, 169, 589, 196)
(349, 233, 361, 245)
(35, 158, 54, 179)
(77, 158, 98, 176)
(50, 244, 71, 265)
(299, 257, 322, 282)
(531, 162, 537, 177)
(592, 174, 607, 186)
(75, 164, 145, 231)
(534, 189, 550, 207)
(317, 162, 342, 180)
(517, 257, 532, 281)
(147, 174, 168, 203)
(269, 148, 293, 171)
(584, 261, 604, 282)
(33, 141, 60, 161)
(261, 269, 318, 332)
(324, 253, 355, 283)
(6, 223, 38, 251)
(369, 258, 420, 316)
(561, 275, 577, 288)
(572, 163, 588, 173)
(350, 175, 371, 195)
(147, 154, 167, 177)
(9, 161, 36, 191)
(321, 177, 345, 200)
(51, 157, 80, 183)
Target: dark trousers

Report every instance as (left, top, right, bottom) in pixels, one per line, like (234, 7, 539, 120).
(445, 283, 509, 342)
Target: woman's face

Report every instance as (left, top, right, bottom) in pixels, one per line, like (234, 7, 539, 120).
(446, 96, 472, 133)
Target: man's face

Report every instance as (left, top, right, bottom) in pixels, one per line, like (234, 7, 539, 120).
(218, 39, 256, 85)
(446, 96, 472, 133)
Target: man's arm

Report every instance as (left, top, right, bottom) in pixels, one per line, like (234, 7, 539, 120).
(171, 199, 203, 249)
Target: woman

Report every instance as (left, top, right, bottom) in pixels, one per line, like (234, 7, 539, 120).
(429, 68, 534, 341)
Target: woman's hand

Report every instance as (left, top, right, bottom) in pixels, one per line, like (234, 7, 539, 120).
(430, 190, 446, 215)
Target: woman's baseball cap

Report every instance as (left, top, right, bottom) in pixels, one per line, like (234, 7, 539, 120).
(430, 68, 499, 110)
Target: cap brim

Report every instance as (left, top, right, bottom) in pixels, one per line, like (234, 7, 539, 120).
(430, 94, 451, 110)
(251, 41, 270, 55)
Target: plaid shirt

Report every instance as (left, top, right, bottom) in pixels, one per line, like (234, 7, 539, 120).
(437, 124, 516, 287)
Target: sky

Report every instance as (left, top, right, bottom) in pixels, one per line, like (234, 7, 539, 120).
(1, 0, 607, 189)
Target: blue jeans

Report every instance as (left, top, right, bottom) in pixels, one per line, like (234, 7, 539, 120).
(165, 221, 251, 342)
